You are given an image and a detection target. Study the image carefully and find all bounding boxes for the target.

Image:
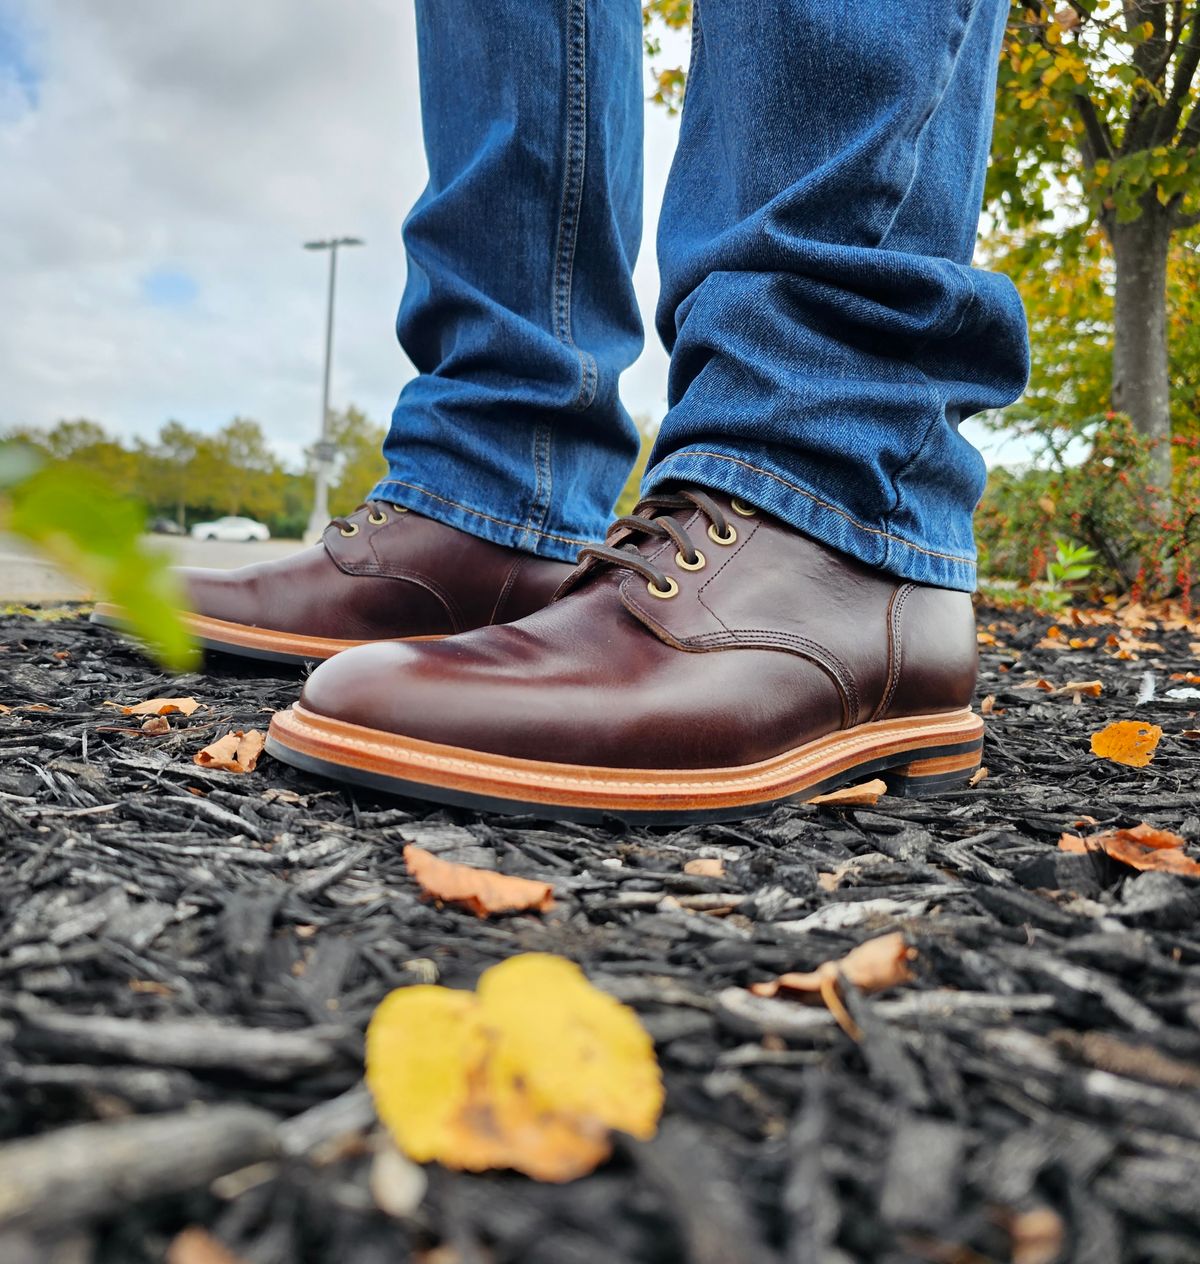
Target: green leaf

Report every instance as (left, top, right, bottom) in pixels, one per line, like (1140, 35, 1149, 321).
(5, 461, 197, 671)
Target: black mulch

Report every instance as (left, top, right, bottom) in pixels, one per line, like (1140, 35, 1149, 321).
(2, 604, 1200, 1264)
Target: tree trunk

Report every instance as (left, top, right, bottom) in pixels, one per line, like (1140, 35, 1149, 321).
(1110, 205, 1173, 492)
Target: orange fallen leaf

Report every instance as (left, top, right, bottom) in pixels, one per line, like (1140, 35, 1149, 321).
(167, 1227, 249, 1264)
(683, 858, 725, 878)
(977, 631, 997, 646)
(1059, 823, 1200, 879)
(1007, 1205, 1065, 1264)
(980, 694, 995, 715)
(108, 696, 201, 717)
(807, 778, 887, 807)
(194, 729, 266, 773)
(404, 844, 554, 917)
(968, 766, 989, 787)
(1057, 679, 1102, 697)
(141, 716, 171, 735)
(750, 933, 915, 1000)
(1170, 673, 1200, 685)
(1090, 720, 1162, 768)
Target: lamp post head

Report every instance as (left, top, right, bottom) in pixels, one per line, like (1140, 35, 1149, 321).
(303, 237, 365, 251)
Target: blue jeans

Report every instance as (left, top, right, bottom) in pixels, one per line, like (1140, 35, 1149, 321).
(372, 0, 1029, 591)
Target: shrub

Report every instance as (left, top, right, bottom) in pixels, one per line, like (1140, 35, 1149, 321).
(975, 414, 1200, 606)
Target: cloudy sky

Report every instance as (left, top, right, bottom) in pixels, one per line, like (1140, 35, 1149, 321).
(1, 2, 1017, 469)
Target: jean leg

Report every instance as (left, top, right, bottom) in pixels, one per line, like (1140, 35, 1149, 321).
(645, 0, 1030, 590)
(373, 0, 644, 561)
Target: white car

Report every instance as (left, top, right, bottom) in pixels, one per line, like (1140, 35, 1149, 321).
(190, 516, 271, 543)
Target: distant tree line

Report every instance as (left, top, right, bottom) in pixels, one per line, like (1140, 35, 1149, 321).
(2, 407, 388, 539)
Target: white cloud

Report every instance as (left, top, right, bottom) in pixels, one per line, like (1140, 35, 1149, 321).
(1, 2, 682, 467)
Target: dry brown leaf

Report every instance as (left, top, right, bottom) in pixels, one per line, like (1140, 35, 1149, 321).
(977, 630, 997, 646)
(194, 729, 266, 773)
(980, 694, 995, 715)
(968, 766, 989, 787)
(1057, 679, 1102, 697)
(807, 777, 887, 807)
(1090, 719, 1162, 768)
(0, 703, 10, 714)
(1008, 1205, 1066, 1264)
(141, 715, 171, 735)
(749, 933, 915, 1000)
(109, 696, 201, 717)
(167, 1228, 249, 1264)
(404, 844, 554, 917)
(683, 858, 725, 878)
(1059, 823, 1200, 878)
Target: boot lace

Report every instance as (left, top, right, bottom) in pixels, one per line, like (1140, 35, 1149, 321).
(579, 490, 743, 597)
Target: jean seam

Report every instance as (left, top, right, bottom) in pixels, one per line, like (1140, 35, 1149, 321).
(374, 477, 591, 549)
(519, 423, 555, 548)
(552, 0, 598, 413)
(649, 450, 975, 568)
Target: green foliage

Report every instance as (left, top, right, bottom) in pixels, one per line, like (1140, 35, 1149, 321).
(976, 413, 1200, 603)
(325, 406, 389, 517)
(0, 445, 197, 670)
(614, 417, 659, 518)
(1043, 537, 1099, 609)
(989, 2, 1200, 234)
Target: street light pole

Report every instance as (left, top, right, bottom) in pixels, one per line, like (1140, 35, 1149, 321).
(303, 236, 363, 543)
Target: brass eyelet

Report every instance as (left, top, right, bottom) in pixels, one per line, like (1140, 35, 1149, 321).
(730, 498, 757, 518)
(675, 549, 706, 572)
(647, 576, 680, 600)
(708, 522, 738, 546)
(390, 504, 409, 514)
(368, 510, 388, 525)
(339, 523, 360, 538)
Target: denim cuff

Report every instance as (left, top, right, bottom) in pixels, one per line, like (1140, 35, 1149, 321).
(642, 447, 978, 592)
(369, 475, 594, 564)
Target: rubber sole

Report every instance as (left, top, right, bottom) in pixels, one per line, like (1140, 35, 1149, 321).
(90, 604, 438, 667)
(265, 703, 985, 824)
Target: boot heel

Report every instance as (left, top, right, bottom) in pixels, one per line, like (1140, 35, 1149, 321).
(882, 748, 982, 798)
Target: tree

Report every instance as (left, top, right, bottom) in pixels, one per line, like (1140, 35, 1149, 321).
(136, 421, 207, 527)
(207, 417, 286, 519)
(991, 1, 1200, 489)
(642, 1, 1200, 490)
(323, 405, 388, 517)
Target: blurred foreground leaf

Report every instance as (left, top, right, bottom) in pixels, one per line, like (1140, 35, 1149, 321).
(1, 446, 197, 671)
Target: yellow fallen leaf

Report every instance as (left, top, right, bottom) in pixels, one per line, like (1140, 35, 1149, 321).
(366, 954, 663, 1182)
(1090, 720, 1162, 768)
(194, 730, 265, 773)
(108, 696, 201, 717)
(404, 845, 554, 917)
(807, 778, 887, 807)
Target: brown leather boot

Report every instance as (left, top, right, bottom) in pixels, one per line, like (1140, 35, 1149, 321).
(266, 489, 983, 821)
(92, 502, 574, 665)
